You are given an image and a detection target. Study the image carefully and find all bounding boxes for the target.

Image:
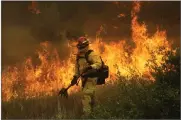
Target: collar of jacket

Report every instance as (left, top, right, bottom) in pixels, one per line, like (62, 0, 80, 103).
(77, 46, 90, 56)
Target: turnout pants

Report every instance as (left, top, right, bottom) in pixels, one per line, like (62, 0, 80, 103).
(81, 77, 97, 117)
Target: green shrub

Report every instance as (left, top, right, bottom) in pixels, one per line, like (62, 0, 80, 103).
(91, 48, 180, 119)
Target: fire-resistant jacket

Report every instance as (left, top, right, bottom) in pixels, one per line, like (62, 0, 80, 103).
(74, 46, 102, 80)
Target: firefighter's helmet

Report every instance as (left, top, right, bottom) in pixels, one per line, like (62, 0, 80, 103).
(76, 37, 89, 49)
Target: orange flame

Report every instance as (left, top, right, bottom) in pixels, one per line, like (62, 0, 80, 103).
(118, 13, 126, 18)
(2, 2, 172, 101)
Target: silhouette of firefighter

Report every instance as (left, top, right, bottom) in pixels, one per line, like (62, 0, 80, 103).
(59, 35, 109, 118)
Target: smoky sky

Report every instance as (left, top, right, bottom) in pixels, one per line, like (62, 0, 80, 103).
(1, 1, 180, 67)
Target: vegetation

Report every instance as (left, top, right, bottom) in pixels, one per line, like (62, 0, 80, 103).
(2, 49, 180, 119)
(91, 48, 180, 119)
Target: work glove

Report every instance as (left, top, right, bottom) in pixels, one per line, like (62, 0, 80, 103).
(71, 75, 79, 86)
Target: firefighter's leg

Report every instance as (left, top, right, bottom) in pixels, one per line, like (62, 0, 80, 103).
(81, 78, 96, 118)
(82, 93, 92, 117)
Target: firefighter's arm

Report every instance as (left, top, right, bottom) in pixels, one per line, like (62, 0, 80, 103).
(88, 52, 102, 70)
(74, 60, 80, 77)
(71, 58, 80, 86)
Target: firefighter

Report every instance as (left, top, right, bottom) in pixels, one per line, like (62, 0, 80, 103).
(70, 36, 102, 118)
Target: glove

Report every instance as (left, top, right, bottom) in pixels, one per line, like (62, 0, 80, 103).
(71, 75, 78, 86)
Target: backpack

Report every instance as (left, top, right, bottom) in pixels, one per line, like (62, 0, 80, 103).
(76, 50, 109, 85)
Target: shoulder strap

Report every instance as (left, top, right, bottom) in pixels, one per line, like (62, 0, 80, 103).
(85, 50, 93, 65)
(76, 50, 96, 66)
(76, 50, 93, 71)
(85, 50, 105, 66)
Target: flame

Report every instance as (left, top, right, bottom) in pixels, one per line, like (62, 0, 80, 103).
(2, 2, 172, 101)
(96, 25, 107, 40)
(118, 13, 126, 18)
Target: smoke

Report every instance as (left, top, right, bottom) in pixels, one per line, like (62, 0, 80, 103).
(2, 1, 180, 67)
(2, 25, 39, 68)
